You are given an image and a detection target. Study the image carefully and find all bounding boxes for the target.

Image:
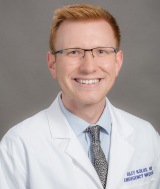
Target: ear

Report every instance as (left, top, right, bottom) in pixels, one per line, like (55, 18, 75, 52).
(47, 52, 57, 78)
(115, 50, 123, 77)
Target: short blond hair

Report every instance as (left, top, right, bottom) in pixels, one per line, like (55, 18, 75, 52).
(49, 4, 121, 52)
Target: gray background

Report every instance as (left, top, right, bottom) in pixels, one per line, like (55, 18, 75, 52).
(0, 0, 160, 140)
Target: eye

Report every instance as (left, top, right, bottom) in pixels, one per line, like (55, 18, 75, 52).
(66, 49, 82, 57)
(98, 50, 105, 54)
(69, 51, 79, 54)
(96, 49, 110, 55)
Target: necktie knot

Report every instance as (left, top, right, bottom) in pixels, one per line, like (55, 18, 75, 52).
(85, 125, 100, 141)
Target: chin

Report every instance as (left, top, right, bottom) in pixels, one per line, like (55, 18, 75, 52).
(75, 93, 105, 106)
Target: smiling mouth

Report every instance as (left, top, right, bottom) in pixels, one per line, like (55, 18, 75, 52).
(75, 79, 101, 84)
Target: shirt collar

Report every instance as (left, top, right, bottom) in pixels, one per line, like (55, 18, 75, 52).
(58, 92, 111, 137)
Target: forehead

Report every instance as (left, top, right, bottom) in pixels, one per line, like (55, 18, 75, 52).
(55, 19, 116, 50)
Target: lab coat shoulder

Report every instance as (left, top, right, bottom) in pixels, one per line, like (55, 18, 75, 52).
(117, 107, 160, 160)
(118, 108, 156, 132)
(1, 108, 49, 151)
(0, 110, 49, 175)
(117, 107, 160, 147)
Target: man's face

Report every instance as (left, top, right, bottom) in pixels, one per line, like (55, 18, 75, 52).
(47, 19, 123, 106)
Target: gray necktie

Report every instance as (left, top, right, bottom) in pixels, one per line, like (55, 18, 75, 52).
(85, 125, 108, 189)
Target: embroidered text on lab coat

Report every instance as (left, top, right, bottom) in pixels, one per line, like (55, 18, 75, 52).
(124, 166, 154, 182)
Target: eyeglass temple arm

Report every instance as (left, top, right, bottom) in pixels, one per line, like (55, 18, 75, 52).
(52, 50, 63, 55)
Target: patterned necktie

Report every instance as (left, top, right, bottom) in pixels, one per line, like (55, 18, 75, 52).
(85, 125, 108, 189)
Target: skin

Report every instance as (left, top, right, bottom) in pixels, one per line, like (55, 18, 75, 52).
(47, 19, 123, 124)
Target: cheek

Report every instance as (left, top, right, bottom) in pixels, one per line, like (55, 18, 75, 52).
(99, 61, 116, 75)
(56, 64, 65, 77)
(56, 61, 78, 81)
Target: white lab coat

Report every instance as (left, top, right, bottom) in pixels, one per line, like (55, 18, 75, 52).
(0, 95, 160, 189)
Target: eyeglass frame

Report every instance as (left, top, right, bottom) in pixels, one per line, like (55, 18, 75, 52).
(52, 47, 118, 58)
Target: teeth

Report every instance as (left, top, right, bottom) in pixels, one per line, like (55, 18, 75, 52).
(76, 79, 100, 84)
(88, 80, 92, 84)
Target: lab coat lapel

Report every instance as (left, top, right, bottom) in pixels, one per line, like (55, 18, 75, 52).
(65, 132, 103, 189)
(106, 99, 135, 189)
(47, 96, 103, 189)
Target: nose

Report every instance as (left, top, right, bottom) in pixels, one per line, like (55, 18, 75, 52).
(79, 50, 98, 74)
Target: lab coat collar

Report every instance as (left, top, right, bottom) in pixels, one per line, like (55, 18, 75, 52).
(47, 95, 135, 189)
(47, 95, 71, 139)
(106, 97, 134, 139)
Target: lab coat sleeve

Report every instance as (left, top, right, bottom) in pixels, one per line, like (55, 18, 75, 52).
(0, 146, 29, 189)
(154, 131, 160, 189)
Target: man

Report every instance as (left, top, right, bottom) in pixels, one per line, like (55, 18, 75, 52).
(0, 4, 159, 189)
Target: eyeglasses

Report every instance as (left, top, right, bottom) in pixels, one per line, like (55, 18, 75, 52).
(52, 47, 117, 58)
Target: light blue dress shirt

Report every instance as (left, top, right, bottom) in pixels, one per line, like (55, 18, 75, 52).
(58, 92, 112, 164)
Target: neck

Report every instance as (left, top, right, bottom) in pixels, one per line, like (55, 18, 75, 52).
(61, 93, 106, 124)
